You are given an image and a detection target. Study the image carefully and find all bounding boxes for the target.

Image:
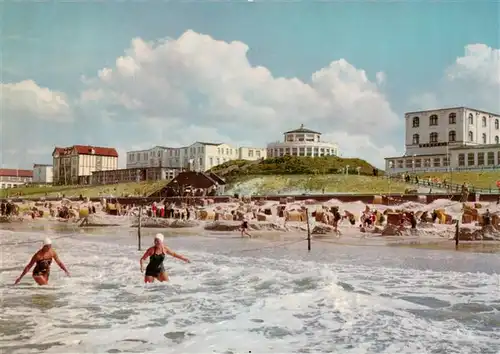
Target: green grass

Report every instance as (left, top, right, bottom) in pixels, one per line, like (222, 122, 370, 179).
(0, 180, 169, 199)
(417, 171, 500, 190)
(211, 155, 380, 181)
(226, 174, 412, 195)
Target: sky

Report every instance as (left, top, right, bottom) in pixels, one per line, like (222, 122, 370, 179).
(1, 0, 499, 169)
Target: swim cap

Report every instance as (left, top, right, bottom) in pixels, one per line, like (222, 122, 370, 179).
(43, 237, 52, 246)
(154, 233, 164, 242)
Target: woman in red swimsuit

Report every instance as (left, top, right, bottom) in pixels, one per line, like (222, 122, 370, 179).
(14, 238, 70, 286)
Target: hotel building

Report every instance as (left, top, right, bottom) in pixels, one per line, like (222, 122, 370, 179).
(267, 124, 339, 158)
(52, 145, 119, 185)
(385, 107, 500, 174)
(126, 142, 267, 172)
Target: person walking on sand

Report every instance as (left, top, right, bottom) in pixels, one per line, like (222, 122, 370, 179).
(14, 238, 70, 286)
(140, 233, 190, 283)
(240, 218, 251, 237)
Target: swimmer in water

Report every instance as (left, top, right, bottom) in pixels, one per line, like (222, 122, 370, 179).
(14, 238, 70, 286)
(140, 233, 190, 283)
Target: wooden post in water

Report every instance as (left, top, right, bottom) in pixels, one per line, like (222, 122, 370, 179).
(455, 218, 459, 249)
(138, 206, 142, 251)
(306, 208, 311, 251)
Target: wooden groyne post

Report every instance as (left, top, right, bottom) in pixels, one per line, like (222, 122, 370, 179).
(138, 206, 142, 251)
(306, 208, 311, 251)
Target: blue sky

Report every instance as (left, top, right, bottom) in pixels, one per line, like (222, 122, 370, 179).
(1, 1, 499, 168)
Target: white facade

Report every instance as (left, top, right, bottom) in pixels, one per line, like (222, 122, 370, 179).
(33, 164, 53, 183)
(126, 143, 267, 172)
(405, 107, 500, 156)
(267, 124, 339, 158)
(386, 106, 500, 174)
(53, 146, 119, 185)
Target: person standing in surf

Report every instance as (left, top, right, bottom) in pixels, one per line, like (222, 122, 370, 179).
(14, 238, 70, 286)
(140, 233, 190, 283)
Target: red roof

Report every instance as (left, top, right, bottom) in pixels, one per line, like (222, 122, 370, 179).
(52, 145, 119, 157)
(0, 169, 33, 178)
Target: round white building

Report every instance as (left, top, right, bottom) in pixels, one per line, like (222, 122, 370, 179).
(267, 124, 339, 158)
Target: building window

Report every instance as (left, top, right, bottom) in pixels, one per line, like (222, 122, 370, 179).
(412, 134, 420, 144)
(433, 158, 441, 167)
(412, 117, 419, 127)
(429, 114, 438, 126)
(405, 159, 412, 168)
(482, 133, 487, 144)
(397, 160, 404, 168)
(448, 130, 456, 142)
(468, 131, 474, 142)
(487, 152, 495, 165)
(443, 157, 449, 166)
(449, 113, 456, 124)
(429, 132, 438, 143)
(468, 113, 474, 125)
(482, 116, 487, 127)
(495, 119, 499, 130)
(478, 152, 485, 166)
(467, 153, 475, 166)
(415, 159, 422, 168)
(498, 151, 500, 165)
(424, 159, 431, 167)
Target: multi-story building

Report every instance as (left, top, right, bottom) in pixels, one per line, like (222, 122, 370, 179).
(126, 142, 267, 172)
(52, 145, 119, 185)
(91, 167, 180, 185)
(0, 169, 33, 189)
(385, 107, 500, 174)
(267, 124, 339, 158)
(33, 164, 53, 184)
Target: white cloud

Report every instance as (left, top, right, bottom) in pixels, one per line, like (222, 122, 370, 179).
(80, 30, 400, 168)
(376, 71, 386, 86)
(0, 80, 75, 168)
(0, 80, 73, 122)
(5, 31, 498, 171)
(410, 44, 500, 112)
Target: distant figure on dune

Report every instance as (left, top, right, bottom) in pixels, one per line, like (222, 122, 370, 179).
(140, 233, 190, 283)
(14, 238, 70, 286)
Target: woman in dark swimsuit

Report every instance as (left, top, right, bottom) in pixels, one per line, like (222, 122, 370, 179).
(140, 233, 190, 283)
(14, 238, 70, 286)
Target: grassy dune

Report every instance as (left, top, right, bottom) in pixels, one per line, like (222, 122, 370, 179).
(417, 171, 500, 190)
(226, 174, 412, 195)
(0, 180, 168, 199)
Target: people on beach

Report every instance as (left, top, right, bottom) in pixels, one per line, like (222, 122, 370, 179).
(140, 233, 190, 283)
(14, 238, 70, 286)
(240, 219, 251, 237)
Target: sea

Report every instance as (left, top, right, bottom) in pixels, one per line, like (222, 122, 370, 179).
(1, 224, 499, 354)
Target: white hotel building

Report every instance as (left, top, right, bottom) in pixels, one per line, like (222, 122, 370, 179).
(126, 142, 266, 172)
(385, 107, 500, 174)
(267, 125, 339, 157)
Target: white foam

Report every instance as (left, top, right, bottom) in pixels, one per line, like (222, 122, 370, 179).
(1, 229, 499, 353)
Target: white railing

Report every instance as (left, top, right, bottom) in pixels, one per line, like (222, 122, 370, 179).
(386, 165, 500, 175)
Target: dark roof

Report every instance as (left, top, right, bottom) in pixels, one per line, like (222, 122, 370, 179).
(284, 124, 321, 135)
(53, 145, 119, 157)
(207, 172, 226, 185)
(195, 142, 222, 146)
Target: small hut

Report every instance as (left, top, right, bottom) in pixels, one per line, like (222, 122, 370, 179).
(149, 171, 226, 198)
